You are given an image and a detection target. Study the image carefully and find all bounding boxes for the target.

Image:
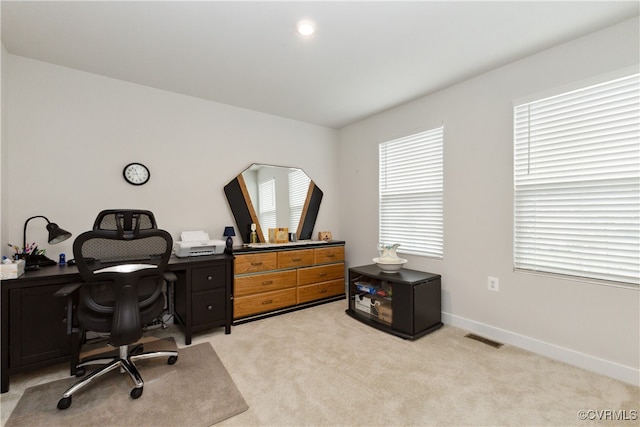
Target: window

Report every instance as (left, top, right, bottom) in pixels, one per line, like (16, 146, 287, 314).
(379, 126, 444, 258)
(289, 169, 310, 234)
(514, 73, 640, 285)
(258, 179, 276, 241)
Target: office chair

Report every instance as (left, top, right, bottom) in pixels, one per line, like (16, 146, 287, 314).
(57, 226, 178, 410)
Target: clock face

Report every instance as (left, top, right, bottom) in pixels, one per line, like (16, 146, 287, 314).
(123, 163, 150, 185)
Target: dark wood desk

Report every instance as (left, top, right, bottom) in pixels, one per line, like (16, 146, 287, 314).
(1, 254, 234, 393)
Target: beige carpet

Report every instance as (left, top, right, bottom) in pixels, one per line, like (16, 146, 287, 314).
(2, 301, 638, 426)
(5, 338, 248, 427)
(209, 301, 639, 426)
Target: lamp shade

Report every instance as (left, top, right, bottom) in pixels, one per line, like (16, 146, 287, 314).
(46, 222, 72, 244)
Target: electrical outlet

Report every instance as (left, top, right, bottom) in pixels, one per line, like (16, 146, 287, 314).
(488, 276, 499, 292)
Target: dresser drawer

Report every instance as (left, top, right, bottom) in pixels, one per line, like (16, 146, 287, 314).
(235, 253, 278, 274)
(277, 249, 314, 269)
(314, 246, 345, 264)
(298, 263, 345, 286)
(234, 270, 296, 297)
(297, 279, 345, 304)
(191, 289, 225, 326)
(234, 288, 297, 318)
(192, 265, 226, 292)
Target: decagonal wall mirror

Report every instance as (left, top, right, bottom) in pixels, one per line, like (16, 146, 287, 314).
(224, 163, 323, 243)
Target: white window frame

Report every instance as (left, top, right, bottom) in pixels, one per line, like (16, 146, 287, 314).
(513, 73, 640, 286)
(379, 126, 444, 259)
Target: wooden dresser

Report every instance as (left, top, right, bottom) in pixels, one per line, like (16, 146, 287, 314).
(233, 241, 345, 322)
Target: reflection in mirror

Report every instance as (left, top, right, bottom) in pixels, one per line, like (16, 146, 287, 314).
(242, 164, 310, 241)
(224, 164, 323, 243)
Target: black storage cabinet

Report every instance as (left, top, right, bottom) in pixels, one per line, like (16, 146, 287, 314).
(346, 264, 442, 339)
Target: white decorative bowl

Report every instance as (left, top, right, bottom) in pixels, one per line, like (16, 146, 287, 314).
(373, 257, 407, 273)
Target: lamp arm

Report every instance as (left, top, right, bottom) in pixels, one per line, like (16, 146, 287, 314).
(22, 215, 51, 251)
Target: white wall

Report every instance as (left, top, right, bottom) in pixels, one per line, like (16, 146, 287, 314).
(338, 18, 640, 384)
(3, 55, 340, 258)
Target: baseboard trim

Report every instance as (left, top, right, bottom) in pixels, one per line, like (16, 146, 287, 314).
(442, 312, 639, 386)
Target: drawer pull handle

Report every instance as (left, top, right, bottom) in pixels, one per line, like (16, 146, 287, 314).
(319, 273, 327, 277)
(207, 276, 213, 281)
(319, 289, 328, 294)
(251, 261, 263, 266)
(292, 258, 302, 262)
(262, 280, 273, 285)
(207, 305, 213, 310)
(262, 299, 273, 305)
(326, 254, 335, 258)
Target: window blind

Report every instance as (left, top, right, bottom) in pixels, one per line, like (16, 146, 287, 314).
(514, 73, 640, 285)
(379, 126, 444, 258)
(289, 169, 310, 233)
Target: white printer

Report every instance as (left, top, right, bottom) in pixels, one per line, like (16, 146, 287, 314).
(174, 231, 226, 258)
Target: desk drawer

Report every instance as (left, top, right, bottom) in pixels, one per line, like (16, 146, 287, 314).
(192, 265, 226, 292)
(234, 270, 296, 297)
(298, 263, 345, 286)
(298, 279, 345, 304)
(192, 288, 225, 326)
(234, 288, 297, 318)
(314, 246, 345, 264)
(235, 253, 278, 274)
(277, 249, 313, 269)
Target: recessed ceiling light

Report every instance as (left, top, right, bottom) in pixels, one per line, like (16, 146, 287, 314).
(297, 20, 315, 37)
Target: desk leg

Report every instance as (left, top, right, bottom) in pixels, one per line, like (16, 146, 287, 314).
(1, 369, 7, 394)
(1, 286, 9, 393)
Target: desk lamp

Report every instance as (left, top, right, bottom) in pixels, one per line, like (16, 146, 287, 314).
(22, 215, 72, 270)
(223, 226, 235, 253)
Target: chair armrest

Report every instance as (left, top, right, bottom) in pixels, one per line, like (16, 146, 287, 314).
(163, 272, 177, 283)
(55, 283, 82, 297)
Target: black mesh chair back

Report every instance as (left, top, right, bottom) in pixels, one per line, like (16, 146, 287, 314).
(92, 209, 157, 238)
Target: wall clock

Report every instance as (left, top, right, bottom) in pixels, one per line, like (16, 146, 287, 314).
(123, 162, 150, 186)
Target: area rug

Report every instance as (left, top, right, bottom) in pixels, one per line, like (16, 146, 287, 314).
(5, 338, 248, 426)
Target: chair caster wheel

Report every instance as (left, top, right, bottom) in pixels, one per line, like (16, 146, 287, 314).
(168, 355, 178, 365)
(130, 387, 143, 399)
(76, 367, 86, 377)
(57, 396, 72, 410)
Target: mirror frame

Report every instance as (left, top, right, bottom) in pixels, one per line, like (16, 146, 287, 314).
(224, 164, 323, 243)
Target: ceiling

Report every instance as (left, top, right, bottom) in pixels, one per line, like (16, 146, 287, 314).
(2, 1, 638, 129)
